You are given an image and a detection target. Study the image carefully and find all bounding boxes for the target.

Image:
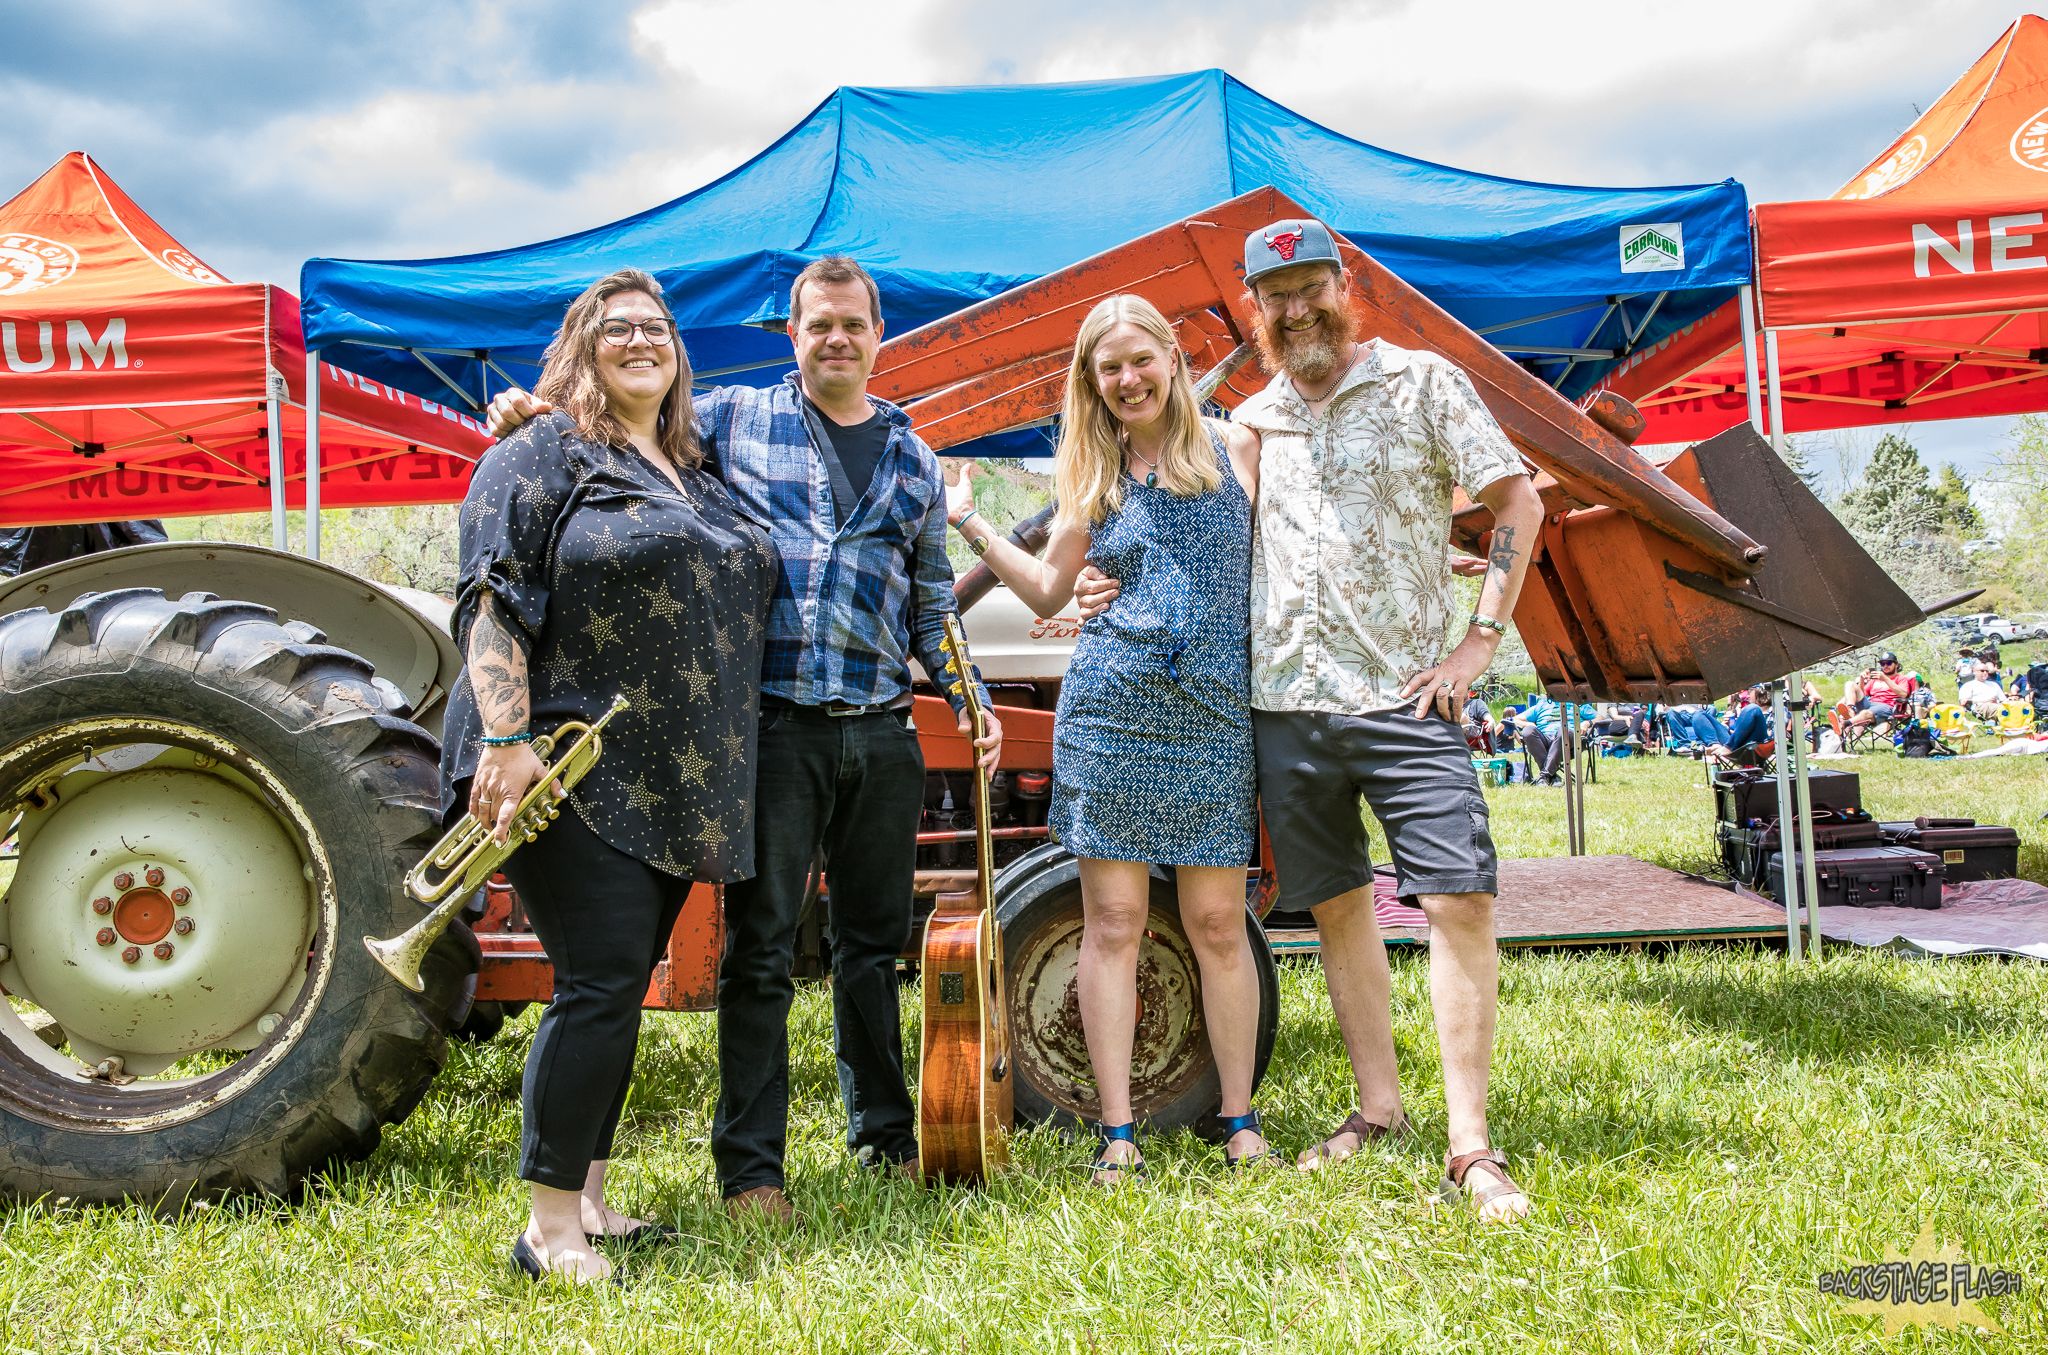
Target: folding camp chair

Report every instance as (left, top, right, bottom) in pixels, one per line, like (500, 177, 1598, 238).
(1995, 698, 2037, 742)
(1928, 702, 1975, 754)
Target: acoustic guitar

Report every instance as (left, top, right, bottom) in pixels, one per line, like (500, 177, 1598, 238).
(915, 614, 1013, 1183)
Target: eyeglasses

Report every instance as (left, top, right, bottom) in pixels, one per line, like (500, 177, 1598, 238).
(600, 318, 674, 346)
(1880, 660, 1899, 668)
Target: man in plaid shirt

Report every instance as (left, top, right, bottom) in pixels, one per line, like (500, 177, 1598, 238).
(489, 257, 1000, 1223)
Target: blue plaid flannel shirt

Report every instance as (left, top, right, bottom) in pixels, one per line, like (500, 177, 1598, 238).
(694, 373, 984, 714)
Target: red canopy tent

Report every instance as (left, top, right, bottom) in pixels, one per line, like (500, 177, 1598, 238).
(0, 153, 487, 550)
(1608, 15, 2048, 445)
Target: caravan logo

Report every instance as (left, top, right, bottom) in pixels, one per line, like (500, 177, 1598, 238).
(0, 233, 79, 295)
(2011, 108, 2048, 172)
(1845, 135, 1927, 198)
(161, 248, 226, 284)
(1619, 223, 1684, 274)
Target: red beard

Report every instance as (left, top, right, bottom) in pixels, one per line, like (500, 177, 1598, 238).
(1252, 290, 1363, 386)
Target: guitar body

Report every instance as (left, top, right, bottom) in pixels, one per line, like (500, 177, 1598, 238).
(915, 899, 1011, 1182)
(916, 614, 1014, 1185)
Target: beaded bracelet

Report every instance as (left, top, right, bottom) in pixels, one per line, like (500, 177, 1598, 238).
(479, 730, 535, 746)
(1469, 614, 1508, 637)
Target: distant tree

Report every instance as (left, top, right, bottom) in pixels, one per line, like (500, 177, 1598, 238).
(1838, 432, 1944, 537)
(1931, 462, 1982, 535)
(1981, 415, 2048, 608)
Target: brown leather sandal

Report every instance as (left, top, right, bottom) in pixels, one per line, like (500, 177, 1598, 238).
(1440, 1148, 1528, 1221)
(1295, 1109, 1414, 1171)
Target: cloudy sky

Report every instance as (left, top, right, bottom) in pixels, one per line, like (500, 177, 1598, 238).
(4, 0, 2032, 470)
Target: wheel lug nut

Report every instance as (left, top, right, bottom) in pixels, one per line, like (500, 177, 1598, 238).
(144, 866, 165, 887)
(153, 942, 175, 961)
(121, 946, 141, 964)
(171, 887, 191, 906)
(92, 896, 114, 915)
(97, 928, 116, 946)
(113, 872, 134, 891)
(173, 917, 195, 936)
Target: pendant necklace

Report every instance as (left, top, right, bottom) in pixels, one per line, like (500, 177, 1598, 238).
(1126, 441, 1162, 489)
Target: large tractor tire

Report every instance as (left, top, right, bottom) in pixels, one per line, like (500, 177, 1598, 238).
(0, 589, 473, 1203)
(994, 843, 1279, 1138)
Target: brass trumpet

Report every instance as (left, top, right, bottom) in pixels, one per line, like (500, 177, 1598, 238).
(363, 696, 629, 992)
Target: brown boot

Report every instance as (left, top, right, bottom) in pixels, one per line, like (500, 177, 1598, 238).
(724, 1185, 801, 1226)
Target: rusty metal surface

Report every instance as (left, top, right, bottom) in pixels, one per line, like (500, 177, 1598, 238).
(872, 186, 1765, 577)
(914, 694, 1054, 772)
(474, 882, 722, 1012)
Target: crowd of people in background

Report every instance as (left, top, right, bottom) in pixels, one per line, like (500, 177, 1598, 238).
(1460, 635, 2042, 781)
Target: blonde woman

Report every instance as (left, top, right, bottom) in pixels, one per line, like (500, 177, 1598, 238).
(945, 295, 1267, 1182)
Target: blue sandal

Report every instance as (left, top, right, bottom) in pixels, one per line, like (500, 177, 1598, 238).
(1219, 1110, 1280, 1169)
(1086, 1121, 1146, 1187)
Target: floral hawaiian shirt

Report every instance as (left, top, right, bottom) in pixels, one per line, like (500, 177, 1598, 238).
(1232, 339, 1527, 715)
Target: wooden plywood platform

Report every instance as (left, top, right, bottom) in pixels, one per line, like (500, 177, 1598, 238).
(1265, 855, 1784, 954)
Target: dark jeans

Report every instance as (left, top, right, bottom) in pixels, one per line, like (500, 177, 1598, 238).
(712, 702, 925, 1195)
(1519, 726, 1564, 782)
(497, 805, 692, 1192)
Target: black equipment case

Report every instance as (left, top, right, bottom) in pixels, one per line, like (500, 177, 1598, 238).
(1877, 818, 2020, 883)
(1766, 845, 1943, 909)
(1717, 814, 1882, 888)
(1712, 767, 1863, 825)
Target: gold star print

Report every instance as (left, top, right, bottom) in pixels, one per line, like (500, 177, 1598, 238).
(585, 611, 622, 645)
(720, 730, 746, 765)
(589, 526, 626, 562)
(639, 581, 686, 621)
(694, 813, 729, 851)
(463, 496, 500, 525)
(617, 676, 663, 717)
(511, 471, 560, 517)
(625, 497, 650, 524)
(713, 622, 736, 659)
(624, 774, 665, 811)
(650, 844, 689, 875)
(739, 609, 761, 644)
(539, 648, 580, 688)
(689, 556, 716, 594)
(679, 658, 712, 701)
(673, 743, 712, 788)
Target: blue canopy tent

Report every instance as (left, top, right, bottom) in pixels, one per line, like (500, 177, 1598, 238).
(301, 70, 1750, 447)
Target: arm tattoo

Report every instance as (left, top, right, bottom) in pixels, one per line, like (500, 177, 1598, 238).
(467, 597, 531, 735)
(1487, 525, 1520, 580)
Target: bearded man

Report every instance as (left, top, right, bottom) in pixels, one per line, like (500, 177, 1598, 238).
(1079, 218, 1544, 1221)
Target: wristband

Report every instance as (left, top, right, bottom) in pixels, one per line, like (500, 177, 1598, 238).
(1469, 614, 1507, 637)
(954, 508, 981, 533)
(479, 730, 535, 747)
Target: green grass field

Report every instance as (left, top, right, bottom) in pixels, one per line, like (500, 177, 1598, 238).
(3, 753, 2043, 1352)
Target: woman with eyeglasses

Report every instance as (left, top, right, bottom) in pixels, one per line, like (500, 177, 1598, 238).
(444, 268, 775, 1284)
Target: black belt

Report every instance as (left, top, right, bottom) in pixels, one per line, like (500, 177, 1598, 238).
(762, 695, 913, 719)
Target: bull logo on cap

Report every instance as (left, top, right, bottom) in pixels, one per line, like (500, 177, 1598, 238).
(1264, 229, 1305, 262)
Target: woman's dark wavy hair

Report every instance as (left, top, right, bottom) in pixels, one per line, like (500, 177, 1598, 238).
(533, 268, 700, 468)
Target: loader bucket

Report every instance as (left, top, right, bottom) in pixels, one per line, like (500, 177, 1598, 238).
(1498, 424, 1930, 702)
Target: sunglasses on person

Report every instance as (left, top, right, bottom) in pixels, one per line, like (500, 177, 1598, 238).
(1880, 660, 1899, 670)
(599, 318, 675, 346)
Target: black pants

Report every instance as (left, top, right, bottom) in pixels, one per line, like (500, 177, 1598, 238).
(498, 806, 692, 1192)
(712, 702, 925, 1195)
(1519, 727, 1564, 782)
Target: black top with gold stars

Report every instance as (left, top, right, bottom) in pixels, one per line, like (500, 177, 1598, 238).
(442, 411, 776, 882)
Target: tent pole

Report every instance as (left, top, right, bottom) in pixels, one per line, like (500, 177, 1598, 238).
(265, 371, 288, 553)
(305, 349, 322, 561)
(1785, 671, 1823, 957)
(1737, 284, 1764, 435)
(1764, 328, 1789, 456)
(1769, 680, 1803, 962)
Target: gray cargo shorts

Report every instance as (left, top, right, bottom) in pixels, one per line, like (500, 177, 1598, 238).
(1253, 707, 1498, 911)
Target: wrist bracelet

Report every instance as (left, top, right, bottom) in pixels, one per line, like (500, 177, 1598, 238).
(479, 730, 534, 746)
(954, 508, 981, 533)
(1469, 614, 1507, 637)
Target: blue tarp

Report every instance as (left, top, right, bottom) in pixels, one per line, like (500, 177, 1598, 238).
(301, 70, 1750, 437)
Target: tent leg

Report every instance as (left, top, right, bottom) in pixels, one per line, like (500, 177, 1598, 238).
(265, 386, 288, 553)
(1737, 284, 1764, 436)
(1764, 328, 1789, 456)
(1769, 681, 1803, 962)
(306, 349, 322, 561)
(1785, 672, 1822, 957)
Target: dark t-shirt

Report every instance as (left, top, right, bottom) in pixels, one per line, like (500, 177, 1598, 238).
(804, 395, 891, 508)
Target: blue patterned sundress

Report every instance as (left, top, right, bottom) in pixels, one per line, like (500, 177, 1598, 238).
(1049, 430, 1254, 867)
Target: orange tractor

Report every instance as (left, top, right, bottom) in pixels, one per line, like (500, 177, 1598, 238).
(0, 189, 1929, 1201)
